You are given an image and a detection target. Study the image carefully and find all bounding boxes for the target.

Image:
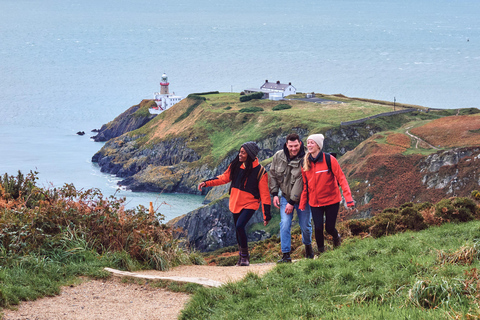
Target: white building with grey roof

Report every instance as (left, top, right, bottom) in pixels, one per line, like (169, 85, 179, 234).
(244, 80, 296, 100)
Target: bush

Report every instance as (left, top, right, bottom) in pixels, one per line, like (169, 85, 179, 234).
(435, 197, 476, 222)
(0, 171, 194, 271)
(272, 104, 292, 111)
(471, 190, 480, 201)
(370, 211, 400, 238)
(415, 202, 433, 211)
(188, 91, 219, 96)
(186, 94, 207, 101)
(239, 92, 263, 102)
(239, 107, 263, 113)
(0, 170, 42, 207)
(398, 207, 427, 231)
(345, 219, 374, 236)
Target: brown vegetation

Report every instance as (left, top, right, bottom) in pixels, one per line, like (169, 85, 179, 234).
(410, 114, 480, 148)
(386, 133, 412, 149)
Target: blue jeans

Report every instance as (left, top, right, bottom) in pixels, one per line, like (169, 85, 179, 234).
(279, 196, 312, 253)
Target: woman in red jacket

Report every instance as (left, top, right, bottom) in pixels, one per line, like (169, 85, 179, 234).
(198, 141, 271, 266)
(299, 134, 354, 253)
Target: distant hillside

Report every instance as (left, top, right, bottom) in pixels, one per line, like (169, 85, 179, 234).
(339, 111, 480, 219)
(92, 92, 456, 195)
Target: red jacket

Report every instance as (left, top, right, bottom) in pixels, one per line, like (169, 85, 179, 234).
(203, 158, 271, 221)
(299, 153, 354, 210)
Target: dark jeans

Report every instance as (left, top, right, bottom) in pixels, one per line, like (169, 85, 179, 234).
(233, 209, 256, 249)
(311, 202, 340, 249)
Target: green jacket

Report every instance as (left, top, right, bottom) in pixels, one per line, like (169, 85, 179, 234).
(268, 143, 306, 205)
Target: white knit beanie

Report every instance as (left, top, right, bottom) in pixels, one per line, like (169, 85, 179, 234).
(307, 134, 324, 151)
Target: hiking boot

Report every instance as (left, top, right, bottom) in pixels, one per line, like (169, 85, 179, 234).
(317, 246, 325, 253)
(277, 252, 292, 263)
(333, 234, 342, 248)
(305, 245, 314, 259)
(239, 247, 250, 266)
(236, 245, 241, 266)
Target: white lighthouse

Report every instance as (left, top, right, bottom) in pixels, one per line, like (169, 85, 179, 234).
(150, 73, 183, 114)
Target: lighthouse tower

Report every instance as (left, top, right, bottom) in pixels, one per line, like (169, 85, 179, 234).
(150, 72, 183, 114)
(160, 73, 169, 95)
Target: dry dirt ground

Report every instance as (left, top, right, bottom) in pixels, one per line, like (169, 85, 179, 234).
(2, 263, 275, 320)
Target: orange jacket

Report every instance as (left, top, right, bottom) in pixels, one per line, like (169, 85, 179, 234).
(204, 158, 271, 221)
(299, 153, 354, 210)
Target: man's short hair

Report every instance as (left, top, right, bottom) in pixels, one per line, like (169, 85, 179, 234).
(286, 133, 300, 142)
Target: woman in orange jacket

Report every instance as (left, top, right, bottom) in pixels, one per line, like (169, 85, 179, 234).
(198, 141, 271, 266)
(299, 134, 355, 253)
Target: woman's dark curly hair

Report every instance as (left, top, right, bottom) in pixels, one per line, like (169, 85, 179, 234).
(229, 147, 254, 188)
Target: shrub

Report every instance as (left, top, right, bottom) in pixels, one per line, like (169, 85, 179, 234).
(398, 207, 427, 231)
(435, 197, 476, 222)
(415, 202, 433, 211)
(272, 104, 292, 111)
(239, 106, 263, 113)
(370, 211, 400, 238)
(239, 92, 263, 102)
(186, 94, 207, 100)
(0, 171, 195, 271)
(188, 91, 219, 96)
(345, 219, 374, 236)
(471, 190, 480, 201)
(0, 170, 42, 207)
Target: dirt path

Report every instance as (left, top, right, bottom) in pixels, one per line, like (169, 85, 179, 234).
(2, 263, 275, 320)
(405, 126, 440, 150)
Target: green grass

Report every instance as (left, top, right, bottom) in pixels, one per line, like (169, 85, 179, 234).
(0, 244, 130, 308)
(101, 92, 468, 171)
(180, 221, 480, 319)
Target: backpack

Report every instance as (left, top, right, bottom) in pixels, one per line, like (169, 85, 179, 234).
(324, 152, 336, 175)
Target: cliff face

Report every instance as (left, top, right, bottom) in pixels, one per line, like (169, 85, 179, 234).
(92, 100, 157, 142)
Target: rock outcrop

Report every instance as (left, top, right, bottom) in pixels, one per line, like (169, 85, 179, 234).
(172, 197, 269, 252)
(92, 100, 157, 142)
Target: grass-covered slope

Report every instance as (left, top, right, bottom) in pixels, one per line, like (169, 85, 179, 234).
(118, 93, 427, 167)
(182, 220, 480, 319)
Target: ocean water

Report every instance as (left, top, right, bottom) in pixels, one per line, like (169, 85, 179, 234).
(1, 0, 479, 220)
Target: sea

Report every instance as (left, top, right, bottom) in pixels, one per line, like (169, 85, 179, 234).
(1, 0, 479, 222)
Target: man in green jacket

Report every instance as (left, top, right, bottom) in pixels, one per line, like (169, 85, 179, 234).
(269, 133, 313, 263)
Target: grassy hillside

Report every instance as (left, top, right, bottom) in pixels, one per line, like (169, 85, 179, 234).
(125, 92, 432, 167)
(338, 111, 480, 217)
(182, 220, 480, 319)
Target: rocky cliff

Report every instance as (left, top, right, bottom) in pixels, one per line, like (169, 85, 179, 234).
(92, 100, 157, 142)
(171, 197, 269, 252)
